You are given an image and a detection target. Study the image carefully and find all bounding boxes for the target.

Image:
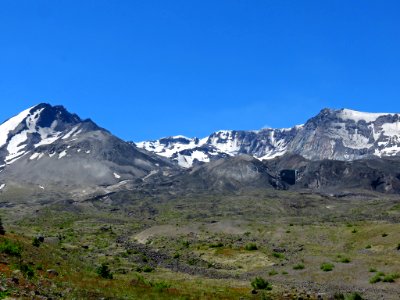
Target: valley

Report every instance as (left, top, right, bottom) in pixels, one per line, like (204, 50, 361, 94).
(1, 188, 400, 299)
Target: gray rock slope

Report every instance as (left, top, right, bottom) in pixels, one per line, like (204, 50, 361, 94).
(137, 108, 400, 167)
(0, 103, 174, 196)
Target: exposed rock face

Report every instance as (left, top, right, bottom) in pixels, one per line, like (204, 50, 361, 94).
(0, 103, 174, 196)
(137, 108, 400, 167)
(264, 154, 400, 194)
(288, 108, 400, 161)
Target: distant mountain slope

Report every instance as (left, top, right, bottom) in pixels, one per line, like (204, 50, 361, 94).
(0, 103, 174, 197)
(137, 108, 400, 167)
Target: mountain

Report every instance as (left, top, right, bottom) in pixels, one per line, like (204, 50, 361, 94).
(0, 103, 174, 198)
(137, 108, 400, 167)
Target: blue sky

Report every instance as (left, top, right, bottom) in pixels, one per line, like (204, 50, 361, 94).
(1, 0, 400, 141)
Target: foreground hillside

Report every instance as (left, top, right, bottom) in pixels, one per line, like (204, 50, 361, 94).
(1, 188, 400, 299)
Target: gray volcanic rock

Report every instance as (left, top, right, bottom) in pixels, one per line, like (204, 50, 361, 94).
(265, 154, 400, 194)
(177, 155, 283, 191)
(0, 104, 174, 197)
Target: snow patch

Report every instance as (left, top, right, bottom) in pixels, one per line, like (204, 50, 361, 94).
(0, 106, 33, 148)
(382, 122, 400, 137)
(62, 126, 79, 139)
(338, 109, 390, 123)
(58, 150, 67, 159)
(113, 172, 121, 179)
(0, 184, 5, 190)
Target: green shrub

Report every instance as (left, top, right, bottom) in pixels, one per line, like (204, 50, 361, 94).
(369, 274, 382, 284)
(272, 252, 285, 259)
(32, 237, 41, 247)
(382, 233, 388, 237)
(365, 245, 371, 249)
(152, 281, 171, 291)
(320, 262, 334, 272)
(293, 263, 305, 270)
(96, 263, 113, 279)
(19, 263, 35, 279)
(251, 277, 272, 290)
(340, 257, 351, 263)
(210, 242, 224, 248)
(142, 265, 154, 273)
(0, 239, 22, 257)
(173, 253, 180, 259)
(0, 291, 11, 299)
(345, 292, 363, 300)
(334, 292, 344, 299)
(244, 243, 258, 251)
(382, 273, 400, 282)
(396, 243, 400, 251)
(369, 267, 377, 272)
(268, 269, 278, 276)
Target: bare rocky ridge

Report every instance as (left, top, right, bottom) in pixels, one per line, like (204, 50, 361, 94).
(137, 108, 400, 167)
(0, 103, 175, 198)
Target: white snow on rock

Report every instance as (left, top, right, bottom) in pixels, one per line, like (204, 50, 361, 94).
(0, 184, 5, 190)
(62, 126, 79, 140)
(113, 172, 121, 179)
(58, 150, 67, 159)
(0, 106, 33, 148)
(338, 109, 390, 123)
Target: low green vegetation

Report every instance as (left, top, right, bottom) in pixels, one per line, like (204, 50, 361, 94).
(0, 239, 22, 257)
(320, 262, 334, 272)
(293, 263, 305, 270)
(272, 252, 285, 259)
(244, 243, 258, 251)
(96, 263, 113, 279)
(268, 269, 278, 276)
(251, 277, 272, 290)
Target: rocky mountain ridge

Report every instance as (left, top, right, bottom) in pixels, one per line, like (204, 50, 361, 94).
(0, 103, 174, 198)
(137, 108, 400, 167)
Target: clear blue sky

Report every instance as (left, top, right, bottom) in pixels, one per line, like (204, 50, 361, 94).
(1, 0, 400, 141)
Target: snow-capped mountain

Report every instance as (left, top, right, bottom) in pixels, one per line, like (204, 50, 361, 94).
(0, 103, 173, 196)
(137, 108, 400, 167)
(136, 127, 301, 168)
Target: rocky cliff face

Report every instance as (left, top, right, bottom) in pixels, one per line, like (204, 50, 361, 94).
(137, 108, 400, 167)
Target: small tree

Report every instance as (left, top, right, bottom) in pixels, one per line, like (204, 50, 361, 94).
(96, 263, 113, 279)
(0, 217, 5, 235)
